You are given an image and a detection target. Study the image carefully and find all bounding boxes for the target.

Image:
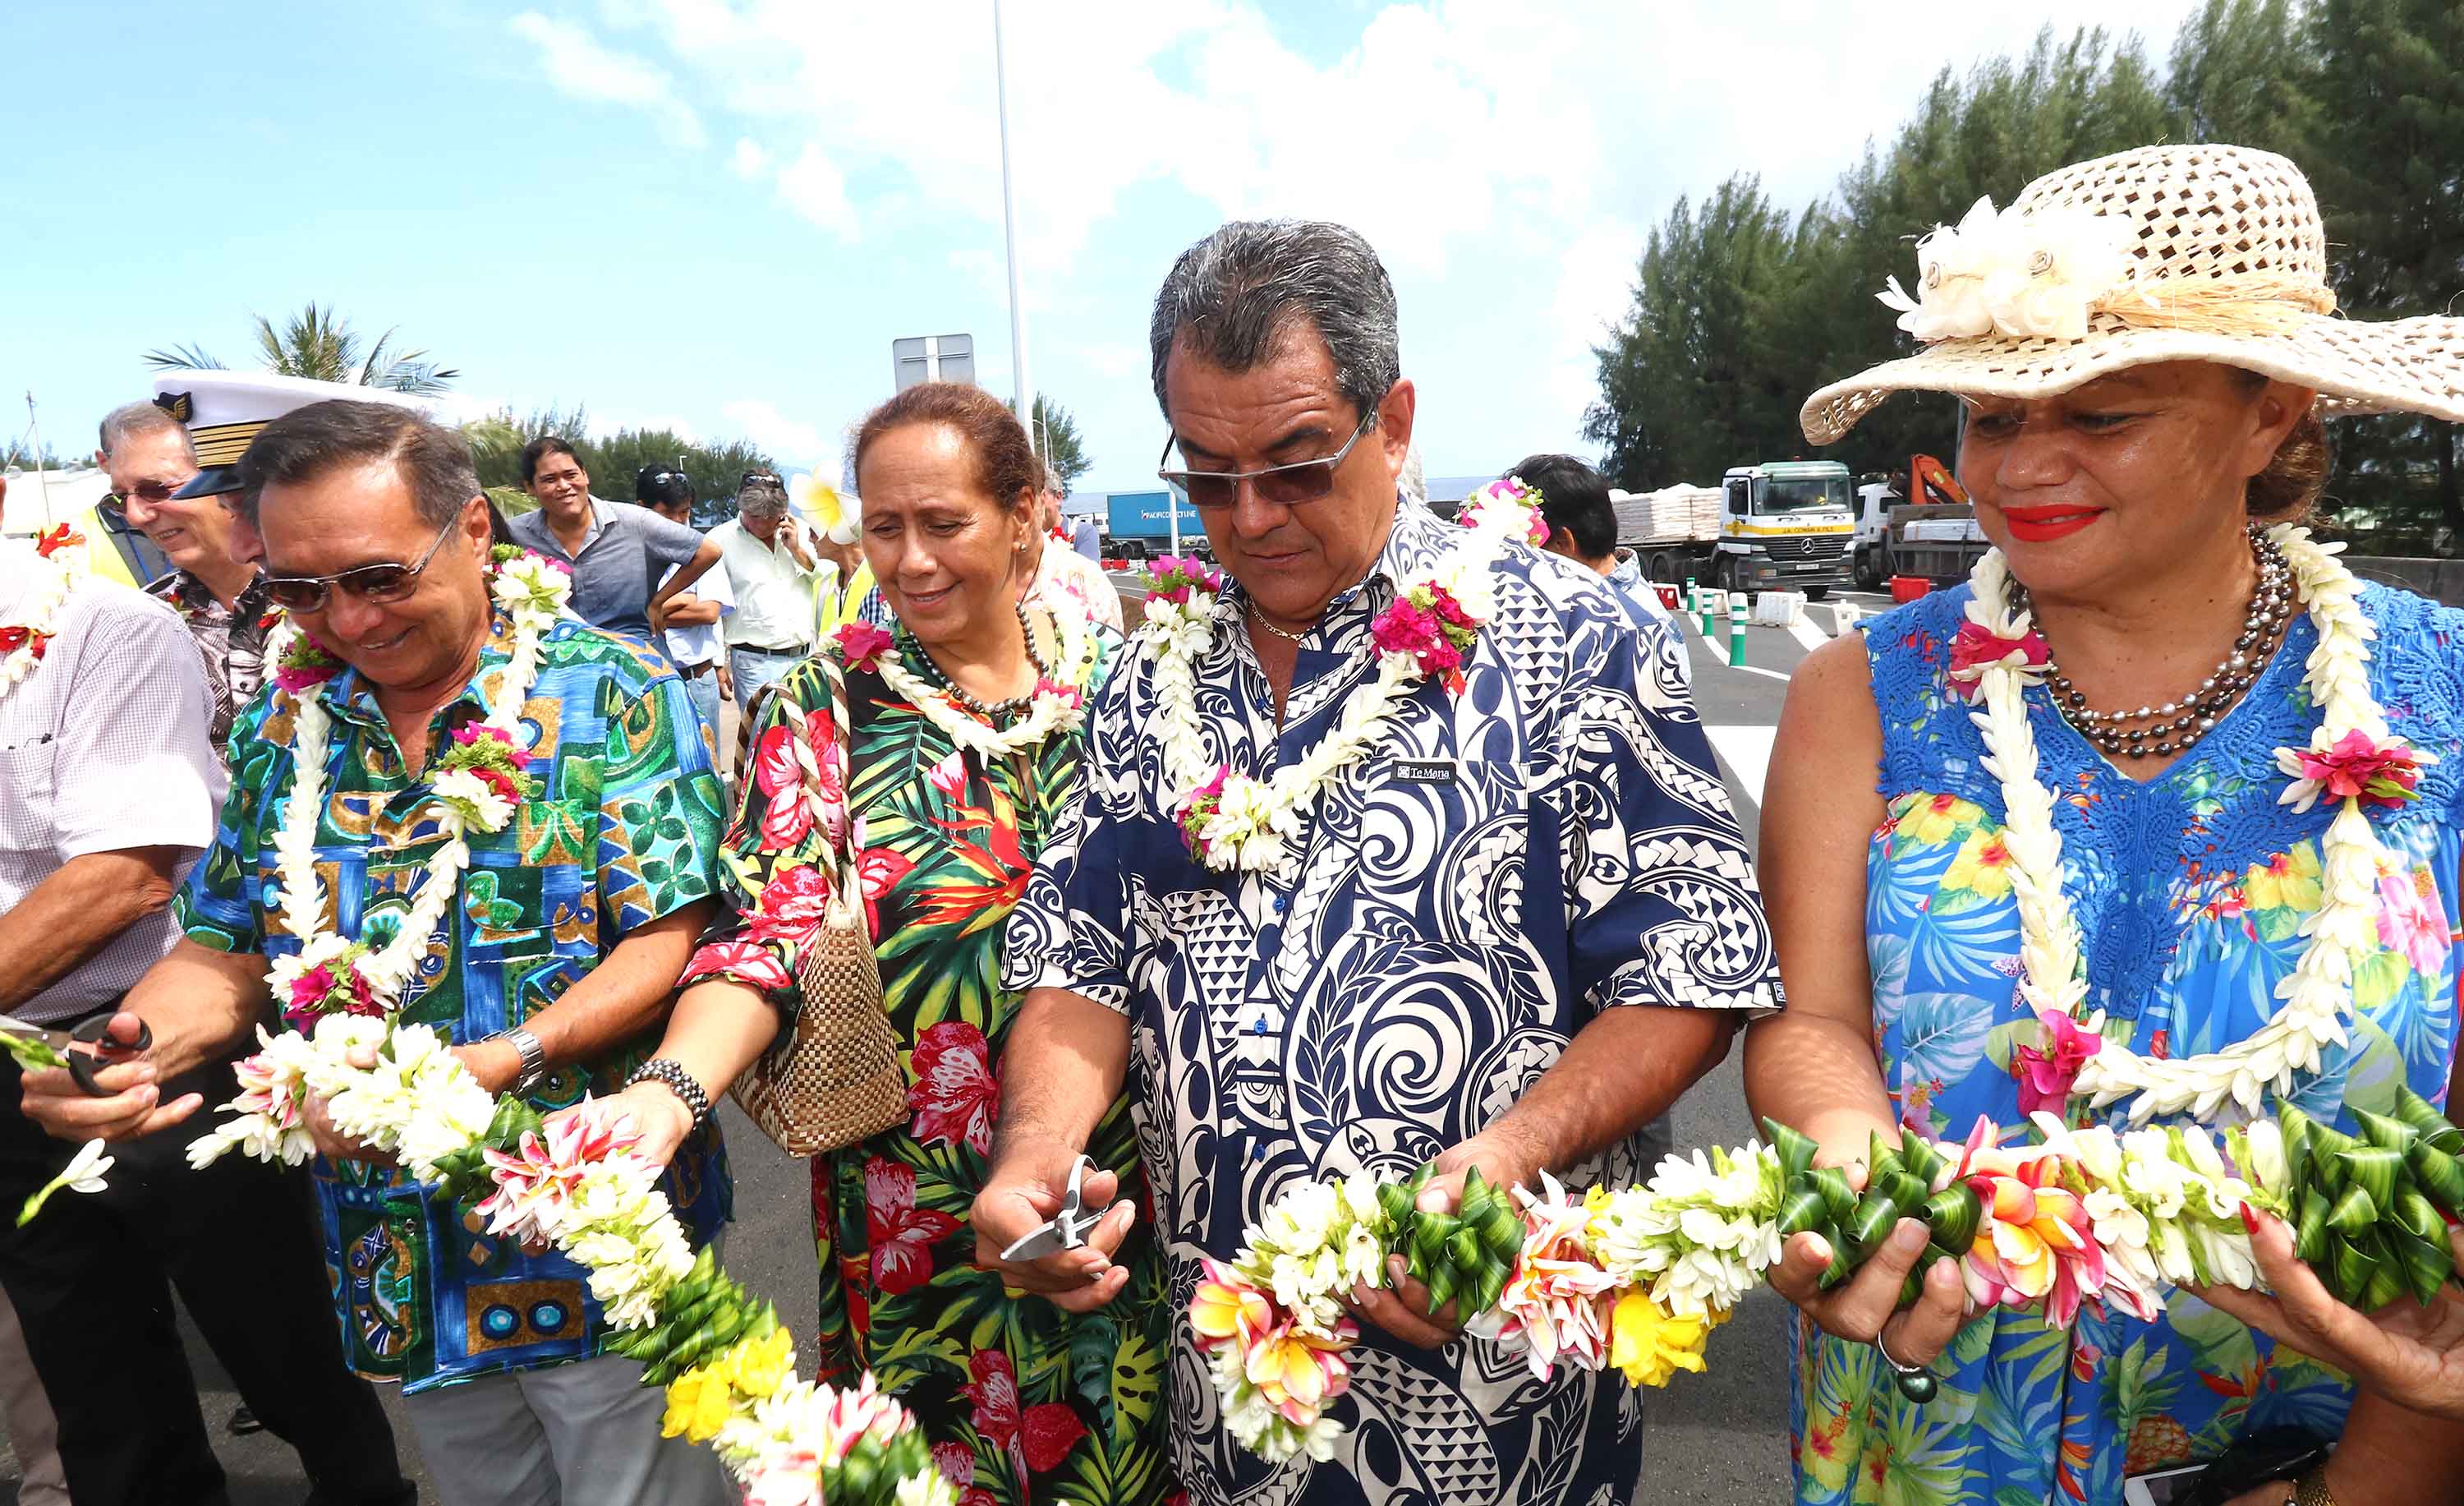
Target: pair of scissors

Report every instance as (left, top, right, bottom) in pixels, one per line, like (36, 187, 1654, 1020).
(0, 1013, 152, 1097)
(1000, 1155, 1106, 1262)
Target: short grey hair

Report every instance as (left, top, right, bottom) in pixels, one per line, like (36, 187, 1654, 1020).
(98, 400, 195, 460)
(1148, 219, 1400, 423)
(234, 400, 480, 531)
(1043, 463, 1065, 495)
(738, 480, 789, 515)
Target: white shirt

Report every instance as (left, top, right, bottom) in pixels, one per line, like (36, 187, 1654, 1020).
(0, 546, 220, 1024)
(710, 517, 821, 650)
(658, 552, 735, 668)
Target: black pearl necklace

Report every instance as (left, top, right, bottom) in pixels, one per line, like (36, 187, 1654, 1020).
(2025, 528, 2295, 761)
(900, 599, 1054, 720)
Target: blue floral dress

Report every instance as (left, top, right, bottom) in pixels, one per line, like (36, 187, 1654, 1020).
(1791, 583, 2464, 1504)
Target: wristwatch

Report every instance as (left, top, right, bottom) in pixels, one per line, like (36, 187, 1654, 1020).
(2292, 1466, 2337, 1506)
(499, 1027, 549, 1096)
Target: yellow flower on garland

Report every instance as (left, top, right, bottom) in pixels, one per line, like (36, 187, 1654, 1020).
(660, 1326, 795, 1443)
(2246, 844, 2322, 913)
(1942, 829, 2017, 900)
(1607, 1292, 1720, 1387)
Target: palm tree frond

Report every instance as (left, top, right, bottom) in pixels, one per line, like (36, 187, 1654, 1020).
(140, 343, 227, 371)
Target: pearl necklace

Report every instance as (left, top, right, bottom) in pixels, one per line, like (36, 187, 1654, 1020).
(900, 599, 1054, 720)
(2032, 528, 2296, 760)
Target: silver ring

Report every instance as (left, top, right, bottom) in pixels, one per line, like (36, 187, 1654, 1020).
(1872, 1329, 1928, 1377)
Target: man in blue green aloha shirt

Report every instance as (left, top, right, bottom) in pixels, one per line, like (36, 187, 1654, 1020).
(21, 399, 736, 1506)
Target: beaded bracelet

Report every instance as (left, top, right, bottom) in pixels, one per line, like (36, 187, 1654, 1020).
(626, 1058, 711, 1129)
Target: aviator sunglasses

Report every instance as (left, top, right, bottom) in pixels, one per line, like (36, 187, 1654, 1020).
(1157, 408, 1378, 509)
(260, 512, 463, 612)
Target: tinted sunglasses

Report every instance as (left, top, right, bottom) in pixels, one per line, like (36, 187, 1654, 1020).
(104, 481, 186, 506)
(739, 469, 784, 489)
(260, 513, 462, 612)
(1157, 409, 1377, 509)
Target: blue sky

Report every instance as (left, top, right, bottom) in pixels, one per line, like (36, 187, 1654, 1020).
(6, 1, 2200, 495)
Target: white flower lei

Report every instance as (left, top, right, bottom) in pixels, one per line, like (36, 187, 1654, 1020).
(870, 606, 1098, 761)
(1140, 483, 1542, 874)
(264, 555, 572, 1015)
(1965, 525, 2420, 1122)
(0, 532, 88, 702)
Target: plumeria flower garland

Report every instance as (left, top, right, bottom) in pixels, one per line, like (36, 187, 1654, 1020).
(1952, 527, 2435, 1122)
(187, 1029, 954, 1506)
(0, 524, 90, 703)
(1196, 1091, 2464, 1462)
(266, 548, 568, 1030)
(1141, 480, 1547, 873)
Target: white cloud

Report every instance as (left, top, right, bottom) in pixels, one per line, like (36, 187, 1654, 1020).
(508, 11, 706, 147)
(774, 144, 854, 239)
(730, 136, 770, 180)
(722, 398, 837, 471)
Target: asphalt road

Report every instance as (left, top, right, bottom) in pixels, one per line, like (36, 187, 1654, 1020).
(0, 587, 1898, 1505)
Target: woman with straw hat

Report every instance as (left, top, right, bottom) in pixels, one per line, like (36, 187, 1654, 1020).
(1746, 143, 2464, 1504)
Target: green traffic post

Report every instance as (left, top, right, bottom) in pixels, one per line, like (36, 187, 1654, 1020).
(1729, 592, 1749, 669)
(1698, 589, 1717, 639)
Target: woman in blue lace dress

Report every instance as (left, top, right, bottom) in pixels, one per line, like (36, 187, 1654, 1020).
(1745, 144, 2464, 1505)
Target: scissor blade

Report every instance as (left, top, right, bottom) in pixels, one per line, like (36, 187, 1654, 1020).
(0, 1014, 72, 1052)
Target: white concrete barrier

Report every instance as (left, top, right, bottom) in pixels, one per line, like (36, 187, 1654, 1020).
(1750, 592, 1804, 627)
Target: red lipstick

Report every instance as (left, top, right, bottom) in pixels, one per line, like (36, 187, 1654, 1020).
(1999, 504, 2103, 543)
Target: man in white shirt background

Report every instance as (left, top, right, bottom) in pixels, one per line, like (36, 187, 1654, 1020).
(701, 470, 821, 712)
(636, 466, 733, 745)
(1032, 465, 1124, 633)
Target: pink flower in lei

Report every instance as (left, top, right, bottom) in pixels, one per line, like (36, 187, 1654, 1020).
(274, 631, 344, 694)
(2011, 1010, 2103, 1117)
(1033, 676, 1085, 711)
(1951, 1120, 2106, 1329)
(282, 956, 381, 1034)
(1946, 619, 2051, 702)
(1486, 1181, 1618, 1379)
(1243, 1319, 1357, 1426)
(1175, 765, 1231, 863)
(1370, 583, 1479, 696)
(449, 722, 534, 769)
(474, 1107, 648, 1246)
(834, 620, 894, 673)
(1142, 555, 1221, 605)
(2277, 728, 2434, 813)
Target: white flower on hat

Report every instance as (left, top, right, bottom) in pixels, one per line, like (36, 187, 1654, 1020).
(1878, 196, 2139, 343)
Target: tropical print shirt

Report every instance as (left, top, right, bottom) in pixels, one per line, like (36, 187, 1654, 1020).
(1797, 583, 2464, 1504)
(1003, 501, 1784, 1506)
(683, 623, 1167, 1506)
(176, 613, 734, 1393)
(148, 568, 280, 750)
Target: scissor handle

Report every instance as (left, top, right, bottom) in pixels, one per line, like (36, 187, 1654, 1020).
(68, 1016, 151, 1098)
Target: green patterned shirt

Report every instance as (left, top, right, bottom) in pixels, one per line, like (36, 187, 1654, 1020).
(175, 611, 733, 1390)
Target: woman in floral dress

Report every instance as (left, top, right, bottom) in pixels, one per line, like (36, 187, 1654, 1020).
(1748, 145, 2464, 1504)
(599, 382, 1168, 1506)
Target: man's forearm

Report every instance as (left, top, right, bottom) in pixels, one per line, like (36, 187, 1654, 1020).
(122, 937, 276, 1078)
(662, 593, 723, 626)
(990, 988, 1131, 1166)
(510, 902, 715, 1073)
(650, 549, 719, 614)
(0, 848, 188, 1014)
(1484, 1005, 1734, 1174)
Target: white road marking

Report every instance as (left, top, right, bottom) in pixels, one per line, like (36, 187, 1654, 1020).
(1730, 662, 1791, 683)
(1787, 615, 1830, 654)
(1704, 725, 1777, 808)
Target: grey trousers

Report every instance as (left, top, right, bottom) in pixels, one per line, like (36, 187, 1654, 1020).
(402, 1352, 733, 1506)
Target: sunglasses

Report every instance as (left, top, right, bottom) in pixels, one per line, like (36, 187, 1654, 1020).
(1157, 409, 1378, 509)
(105, 481, 186, 506)
(739, 470, 784, 488)
(260, 513, 462, 612)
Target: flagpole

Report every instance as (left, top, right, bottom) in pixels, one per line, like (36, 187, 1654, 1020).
(992, 0, 1033, 452)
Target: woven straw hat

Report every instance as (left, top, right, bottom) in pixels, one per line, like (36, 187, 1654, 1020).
(1800, 143, 2464, 444)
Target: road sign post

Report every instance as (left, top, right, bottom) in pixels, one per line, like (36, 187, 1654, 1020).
(1729, 593, 1749, 668)
(892, 334, 975, 391)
